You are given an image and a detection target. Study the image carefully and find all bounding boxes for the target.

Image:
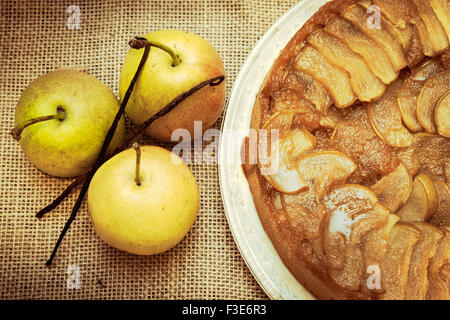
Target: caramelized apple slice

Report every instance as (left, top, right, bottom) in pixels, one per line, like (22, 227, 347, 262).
(319, 114, 338, 129)
(439, 263, 450, 293)
(271, 89, 323, 133)
(272, 89, 315, 113)
(322, 185, 387, 290)
(372, 0, 435, 57)
(379, 223, 421, 300)
(430, 0, 450, 41)
(440, 48, 450, 69)
(259, 111, 316, 193)
(330, 108, 400, 186)
(295, 45, 357, 108)
(371, 0, 411, 28)
(323, 185, 379, 241)
(370, 163, 413, 212)
(358, 1, 415, 52)
(296, 151, 357, 201)
(323, 184, 378, 265)
(358, 0, 423, 66)
(261, 110, 293, 133)
(398, 58, 443, 132)
(446, 159, 450, 183)
(282, 189, 326, 240)
(414, 23, 440, 58)
(342, 4, 406, 71)
(406, 222, 445, 299)
(261, 111, 317, 158)
(397, 173, 439, 222)
(408, 133, 450, 181)
(417, 70, 450, 133)
(395, 147, 420, 178)
(329, 203, 389, 291)
(362, 213, 400, 294)
(435, 90, 450, 138)
(263, 166, 307, 194)
(289, 71, 333, 115)
(307, 28, 386, 102)
(411, 0, 449, 54)
(324, 16, 398, 84)
(427, 228, 450, 299)
(413, 173, 439, 217)
(411, 12, 439, 57)
(259, 140, 312, 195)
(395, 134, 450, 183)
(430, 181, 450, 227)
(367, 76, 414, 148)
(383, 19, 413, 51)
(281, 190, 328, 271)
(318, 103, 353, 130)
(404, 25, 428, 67)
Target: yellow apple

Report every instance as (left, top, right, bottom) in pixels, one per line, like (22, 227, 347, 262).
(13, 69, 126, 177)
(119, 30, 225, 142)
(87, 145, 199, 255)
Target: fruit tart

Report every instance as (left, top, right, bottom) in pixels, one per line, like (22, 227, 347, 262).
(243, 0, 450, 300)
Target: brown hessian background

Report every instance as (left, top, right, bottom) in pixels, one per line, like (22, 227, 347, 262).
(0, 0, 298, 299)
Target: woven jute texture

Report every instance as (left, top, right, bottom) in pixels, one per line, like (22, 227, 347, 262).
(0, 0, 297, 299)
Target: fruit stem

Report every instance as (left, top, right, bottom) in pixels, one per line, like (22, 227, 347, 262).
(130, 37, 181, 67)
(132, 142, 142, 186)
(11, 107, 66, 140)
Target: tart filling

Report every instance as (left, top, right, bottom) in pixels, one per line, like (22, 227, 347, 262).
(245, 0, 450, 300)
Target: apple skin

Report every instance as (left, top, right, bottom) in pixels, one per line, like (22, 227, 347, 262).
(87, 145, 199, 255)
(14, 69, 126, 177)
(119, 30, 225, 142)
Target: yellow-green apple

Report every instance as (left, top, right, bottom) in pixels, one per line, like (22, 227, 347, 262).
(87, 145, 199, 255)
(13, 69, 126, 177)
(119, 30, 225, 142)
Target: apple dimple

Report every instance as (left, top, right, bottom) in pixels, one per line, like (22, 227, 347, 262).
(172, 55, 182, 67)
(56, 105, 67, 122)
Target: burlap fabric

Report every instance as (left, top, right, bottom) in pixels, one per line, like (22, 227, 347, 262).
(0, 0, 298, 299)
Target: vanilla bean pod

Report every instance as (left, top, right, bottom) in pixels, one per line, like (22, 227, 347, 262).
(44, 37, 225, 265)
(36, 75, 224, 218)
(35, 172, 88, 218)
(45, 39, 151, 266)
(116, 75, 225, 153)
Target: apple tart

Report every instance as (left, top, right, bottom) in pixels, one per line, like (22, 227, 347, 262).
(244, 0, 450, 299)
